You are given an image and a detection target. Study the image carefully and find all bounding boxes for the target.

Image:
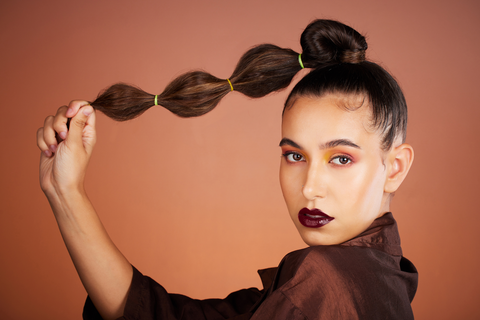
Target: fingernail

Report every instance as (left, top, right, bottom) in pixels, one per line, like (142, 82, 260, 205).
(44, 150, 52, 157)
(49, 145, 57, 153)
(59, 131, 67, 139)
(66, 108, 73, 117)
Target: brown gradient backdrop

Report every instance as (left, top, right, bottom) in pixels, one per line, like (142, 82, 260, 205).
(1, 0, 479, 319)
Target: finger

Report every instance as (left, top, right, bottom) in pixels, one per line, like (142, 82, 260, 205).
(52, 105, 69, 141)
(42, 115, 58, 154)
(67, 105, 95, 149)
(81, 105, 97, 154)
(65, 100, 91, 118)
(37, 127, 52, 157)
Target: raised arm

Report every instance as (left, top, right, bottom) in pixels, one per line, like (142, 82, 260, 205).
(37, 101, 132, 319)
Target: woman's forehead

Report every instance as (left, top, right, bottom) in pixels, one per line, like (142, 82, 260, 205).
(281, 94, 382, 147)
(283, 94, 373, 127)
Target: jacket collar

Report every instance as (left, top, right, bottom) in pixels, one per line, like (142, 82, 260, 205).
(340, 212, 403, 256)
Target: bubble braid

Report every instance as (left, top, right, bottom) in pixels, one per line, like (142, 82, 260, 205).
(88, 19, 407, 148)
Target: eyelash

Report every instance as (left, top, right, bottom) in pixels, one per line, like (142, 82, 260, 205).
(330, 155, 353, 166)
(282, 151, 305, 162)
(282, 152, 353, 166)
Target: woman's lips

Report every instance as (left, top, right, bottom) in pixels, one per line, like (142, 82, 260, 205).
(298, 208, 334, 228)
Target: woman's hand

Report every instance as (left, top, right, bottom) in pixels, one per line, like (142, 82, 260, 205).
(37, 101, 96, 198)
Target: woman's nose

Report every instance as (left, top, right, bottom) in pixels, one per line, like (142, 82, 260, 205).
(302, 163, 327, 200)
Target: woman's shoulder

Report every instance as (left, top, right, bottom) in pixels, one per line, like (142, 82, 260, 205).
(279, 243, 399, 286)
(259, 245, 416, 320)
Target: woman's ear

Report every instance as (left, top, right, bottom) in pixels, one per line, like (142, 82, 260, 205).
(384, 143, 414, 193)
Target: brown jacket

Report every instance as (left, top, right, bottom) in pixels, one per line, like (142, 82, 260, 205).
(84, 213, 418, 319)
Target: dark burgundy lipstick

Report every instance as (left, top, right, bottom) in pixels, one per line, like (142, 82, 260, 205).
(298, 208, 334, 228)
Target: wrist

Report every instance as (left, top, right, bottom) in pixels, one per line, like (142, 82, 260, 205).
(45, 185, 89, 216)
(44, 178, 85, 200)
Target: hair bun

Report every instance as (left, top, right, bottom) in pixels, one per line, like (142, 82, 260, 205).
(340, 49, 366, 63)
(300, 19, 367, 66)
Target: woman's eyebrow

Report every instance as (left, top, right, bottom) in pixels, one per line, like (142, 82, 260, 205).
(279, 138, 361, 150)
(321, 139, 361, 149)
(279, 138, 302, 149)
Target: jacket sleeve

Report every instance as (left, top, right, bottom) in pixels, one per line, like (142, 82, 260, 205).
(83, 266, 263, 320)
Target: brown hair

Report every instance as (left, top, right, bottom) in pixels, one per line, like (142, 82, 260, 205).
(90, 19, 407, 150)
(90, 44, 300, 120)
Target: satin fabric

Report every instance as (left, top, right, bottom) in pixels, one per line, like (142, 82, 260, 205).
(84, 213, 417, 319)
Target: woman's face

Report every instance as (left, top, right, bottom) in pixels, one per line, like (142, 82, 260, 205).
(279, 94, 391, 246)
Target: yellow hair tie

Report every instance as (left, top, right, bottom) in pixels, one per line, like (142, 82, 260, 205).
(227, 78, 234, 91)
(298, 54, 305, 69)
(154, 95, 158, 106)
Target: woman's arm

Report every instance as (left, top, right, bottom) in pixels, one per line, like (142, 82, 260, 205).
(37, 101, 132, 319)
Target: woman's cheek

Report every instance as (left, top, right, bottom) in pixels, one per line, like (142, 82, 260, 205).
(346, 162, 386, 216)
(280, 164, 301, 205)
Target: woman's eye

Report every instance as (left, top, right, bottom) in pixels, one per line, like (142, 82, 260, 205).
(284, 152, 304, 162)
(330, 156, 351, 165)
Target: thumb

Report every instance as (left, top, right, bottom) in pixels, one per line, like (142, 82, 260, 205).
(67, 105, 96, 151)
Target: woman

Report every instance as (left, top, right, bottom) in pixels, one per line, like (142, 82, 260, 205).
(37, 19, 418, 319)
